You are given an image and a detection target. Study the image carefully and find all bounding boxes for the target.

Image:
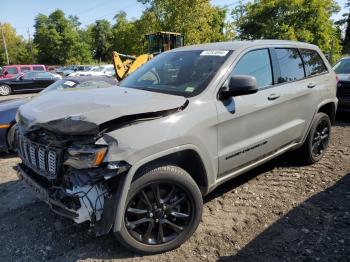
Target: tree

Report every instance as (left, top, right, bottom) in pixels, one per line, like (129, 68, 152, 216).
(33, 9, 93, 65)
(342, 1, 350, 54)
(138, 0, 229, 44)
(0, 23, 35, 65)
(91, 19, 112, 62)
(232, 0, 342, 62)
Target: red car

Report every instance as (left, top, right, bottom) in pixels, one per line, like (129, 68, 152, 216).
(0, 64, 46, 79)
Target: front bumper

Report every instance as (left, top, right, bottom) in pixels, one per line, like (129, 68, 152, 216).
(17, 165, 80, 220)
(0, 127, 9, 152)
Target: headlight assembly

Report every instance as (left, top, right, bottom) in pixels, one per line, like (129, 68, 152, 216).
(64, 146, 108, 169)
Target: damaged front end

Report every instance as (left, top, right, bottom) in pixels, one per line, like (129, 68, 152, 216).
(15, 115, 131, 233)
(15, 98, 188, 235)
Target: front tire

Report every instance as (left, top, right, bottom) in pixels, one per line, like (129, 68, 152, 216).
(115, 164, 203, 254)
(0, 85, 11, 96)
(7, 124, 16, 151)
(298, 112, 331, 164)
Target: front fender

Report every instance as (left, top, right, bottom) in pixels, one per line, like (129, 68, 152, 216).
(112, 144, 209, 232)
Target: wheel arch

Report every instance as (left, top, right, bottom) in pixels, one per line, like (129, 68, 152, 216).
(317, 101, 337, 124)
(113, 144, 210, 233)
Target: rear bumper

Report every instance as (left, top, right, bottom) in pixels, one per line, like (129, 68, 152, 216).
(17, 165, 79, 220)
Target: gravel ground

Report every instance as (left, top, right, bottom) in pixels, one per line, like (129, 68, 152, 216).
(0, 113, 349, 262)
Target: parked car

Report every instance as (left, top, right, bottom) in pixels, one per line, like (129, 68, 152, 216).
(77, 65, 115, 76)
(15, 40, 337, 254)
(0, 71, 61, 96)
(0, 76, 118, 152)
(46, 65, 60, 72)
(68, 65, 96, 76)
(0, 64, 46, 79)
(333, 57, 350, 112)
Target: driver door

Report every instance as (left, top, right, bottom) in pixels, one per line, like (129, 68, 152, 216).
(216, 48, 285, 178)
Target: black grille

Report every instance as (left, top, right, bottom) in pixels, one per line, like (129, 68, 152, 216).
(16, 132, 61, 179)
(337, 81, 350, 98)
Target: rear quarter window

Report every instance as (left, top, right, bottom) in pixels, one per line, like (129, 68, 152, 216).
(275, 48, 305, 83)
(300, 49, 327, 76)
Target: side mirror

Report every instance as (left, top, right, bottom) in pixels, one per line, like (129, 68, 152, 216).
(219, 75, 258, 100)
(19, 76, 24, 80)
(4, 71, 8, 76)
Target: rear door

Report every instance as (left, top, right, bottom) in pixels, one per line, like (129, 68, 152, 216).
(33, 72, 56, 90)
(269, 47, 321, 145)
(216, 48, 287, 177)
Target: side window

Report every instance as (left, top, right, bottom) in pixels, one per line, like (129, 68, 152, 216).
(275, 48, 305, 83)
(231, 49, 273, 88)
(23, 72, 37, 79)
(36, 72, 52, 79)
(33, 66, 45, 71)
(6, 67, 19, 74)
(20, 66, 30, 72)
(300, 49, 328, 76)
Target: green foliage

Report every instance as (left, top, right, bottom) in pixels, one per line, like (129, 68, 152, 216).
(2, 1, 346, 65)
(91, 19, 112, 61)
(0, 23, 36, 65)
(33, 9, 93, 65)
(138, 0, 229, 44)
(232, 0, 342, 63)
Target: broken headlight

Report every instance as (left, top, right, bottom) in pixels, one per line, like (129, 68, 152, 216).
(64, 146, 108, 169)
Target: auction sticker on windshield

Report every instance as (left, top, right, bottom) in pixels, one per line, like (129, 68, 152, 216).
(200, 50, 229, 56)
(64, 81, 77, 87)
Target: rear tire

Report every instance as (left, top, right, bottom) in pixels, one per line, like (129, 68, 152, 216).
(114, 164, 203, 254)
(0, 85, 11, 96)
(298, 112, 331, 165)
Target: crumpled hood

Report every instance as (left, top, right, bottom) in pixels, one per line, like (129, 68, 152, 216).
(18, 86, 187, 133)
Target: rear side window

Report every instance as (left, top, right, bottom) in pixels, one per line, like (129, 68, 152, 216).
(231, 49, 273, 88)
(300, 49, 327, 76)
(6, 67, 18, 74)
(275, 48, 305, 83)
(33, 66, 45, 71)
(20, 66, 30, 72)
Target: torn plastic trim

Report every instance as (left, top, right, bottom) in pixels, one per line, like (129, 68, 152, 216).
(99, 99, 189, 133)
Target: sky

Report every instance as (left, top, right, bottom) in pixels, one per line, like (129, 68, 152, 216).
(0, 0, 348, 38)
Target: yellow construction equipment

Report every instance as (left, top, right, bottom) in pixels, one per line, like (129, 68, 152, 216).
(113, 31, 184, 81)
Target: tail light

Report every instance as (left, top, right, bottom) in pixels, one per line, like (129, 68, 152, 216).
(336, 75, 341, 88)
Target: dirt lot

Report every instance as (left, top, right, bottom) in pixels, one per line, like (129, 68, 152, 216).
(0, 111, 349, 262)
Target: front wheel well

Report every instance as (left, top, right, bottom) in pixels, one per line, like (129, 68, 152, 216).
(135, 150, 208, 195)
(318, 102, 336, 124)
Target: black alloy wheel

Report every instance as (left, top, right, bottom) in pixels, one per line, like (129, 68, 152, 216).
(115, 164, 203, 254)
(125, 182, 192, 245)
(311, 119, 330, 158)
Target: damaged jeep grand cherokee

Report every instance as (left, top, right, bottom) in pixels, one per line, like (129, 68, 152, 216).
(15, 40, 337, 254)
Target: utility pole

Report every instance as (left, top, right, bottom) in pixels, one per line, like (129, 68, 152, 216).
(1, 24, 10, 65)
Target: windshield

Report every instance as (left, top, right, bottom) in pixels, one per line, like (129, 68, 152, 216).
(40, 78, 116, 94)
(92, 67, 104, 72)
(120, 50, 232, 97)
(40, 79, 79, 94)
(334, 59, 350, 74)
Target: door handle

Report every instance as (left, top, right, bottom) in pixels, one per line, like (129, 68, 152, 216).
(307, 83, 316, 88)
(267, 94, 280, 101)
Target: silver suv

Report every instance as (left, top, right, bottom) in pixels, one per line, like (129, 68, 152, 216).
(15, 40, 337, 254)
